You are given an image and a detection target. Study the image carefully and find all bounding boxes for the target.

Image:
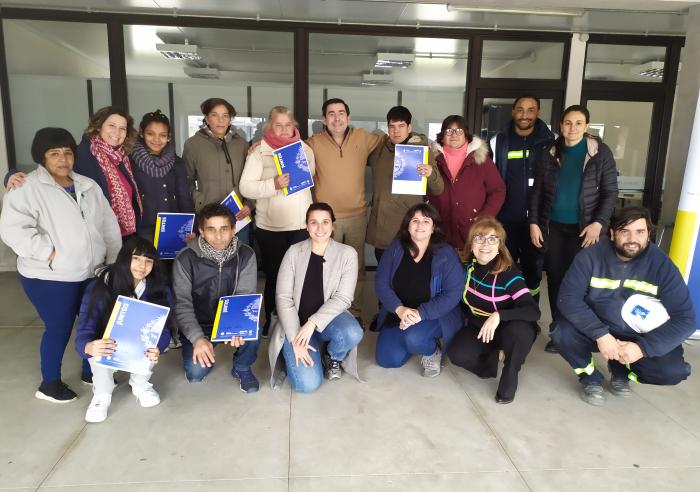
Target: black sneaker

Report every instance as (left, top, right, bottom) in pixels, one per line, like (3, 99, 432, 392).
(544, 339, 559, 353)
(35, 380, 78, 403)
(231, 367, 259, 393)
(580, 381, 605, 406)
(609, 378, 633, 397)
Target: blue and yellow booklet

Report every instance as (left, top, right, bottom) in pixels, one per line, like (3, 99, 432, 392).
(221, 190, 252, 233)
(153, 212, 195, 259)
(392, 144, 428, 195)
(94, 296, 170, 375)
(210, 293, 262, 342)
(272, 140, 314, 196)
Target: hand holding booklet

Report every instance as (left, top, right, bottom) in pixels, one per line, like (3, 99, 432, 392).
(392, 144, 428, 195)
(94, 296, 170, 375)
(211, 294, 262, 342)
(272, 140, 314, 196)
(221, 190, 252, 233)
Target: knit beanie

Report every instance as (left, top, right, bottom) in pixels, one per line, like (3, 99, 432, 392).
(31, 127, 77, 164)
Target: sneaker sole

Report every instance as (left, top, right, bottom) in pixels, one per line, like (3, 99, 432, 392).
(609, 387, 633, 398)
(421, 369, 441, 378)
(231, 373, 259, 393)
(579, 390, 606, 407)
(35, 391, 77, 404)
(85, 414, 107, 423)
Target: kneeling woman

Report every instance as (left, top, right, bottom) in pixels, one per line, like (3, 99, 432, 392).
(75, 237, 172, 422)
(269, 203, 364, 393)
(374, 203, 463, 377)
(447, 217, 539, 404)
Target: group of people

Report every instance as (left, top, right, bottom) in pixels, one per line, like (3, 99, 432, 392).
(0, 94, 695, 424)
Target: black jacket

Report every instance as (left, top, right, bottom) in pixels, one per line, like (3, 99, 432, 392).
(133, 154, 195, 241)
(529, 134, 618, 232)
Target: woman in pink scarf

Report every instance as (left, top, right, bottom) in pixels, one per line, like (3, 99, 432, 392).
(239, 106, 316, 335)
(74, 106, 143, 240)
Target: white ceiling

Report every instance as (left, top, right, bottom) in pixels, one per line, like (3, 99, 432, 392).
(0, 0, 696, 35)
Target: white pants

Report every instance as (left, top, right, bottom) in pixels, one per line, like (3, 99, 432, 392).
(88, 358, 154, 395)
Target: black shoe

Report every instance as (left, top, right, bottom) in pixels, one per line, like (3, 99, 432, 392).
(580, 381, 605, 406)
(369, 314, 379, 332)
(495, 393, 514, 404)
(35, 380, 78, 403)
(609, 378, 633, 397)
(544, 340, 559, 353)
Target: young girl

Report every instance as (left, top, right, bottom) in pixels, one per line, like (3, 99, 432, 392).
(76, 237, 172, 423)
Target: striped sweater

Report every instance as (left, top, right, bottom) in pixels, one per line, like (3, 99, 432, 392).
(463, 259, 540, 328)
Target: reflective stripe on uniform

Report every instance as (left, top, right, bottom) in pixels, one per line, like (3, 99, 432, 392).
(507, 150, 530, 159)
(622, 279, 658, 295)
(589, 277, 621, 289)
(626, 364, 640, 384)
(574, 357, 595, 376)
(529, 286, 540, 296)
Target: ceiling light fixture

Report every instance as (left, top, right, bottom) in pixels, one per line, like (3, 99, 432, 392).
(636, 60, 664, 78)
(184, 66, 220, 79)
(362, 71, 393, 86)
(446, 4, 584, 17)
(375, 52, 415, 69)
(156, 40, 202, 60)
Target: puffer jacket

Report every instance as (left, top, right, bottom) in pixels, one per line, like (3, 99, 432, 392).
(366, 133, 444, 250)
(182, 128, 250, 211)
(528, 134, 618, 232)
(172, 238, 257, 343)
(0, 165, 121, 281)
(428, 137, 506, 251)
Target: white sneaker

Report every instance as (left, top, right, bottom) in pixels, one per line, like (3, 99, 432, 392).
(85, 393, 112, 423)
(132, 384, 160, 408)
(421, 347, 442, 378)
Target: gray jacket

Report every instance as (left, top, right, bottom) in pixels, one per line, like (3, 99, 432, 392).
(268, 238, 362, 388)
(173, 238, 258, 343)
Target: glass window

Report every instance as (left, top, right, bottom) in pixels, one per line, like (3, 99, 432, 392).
(481, 40, 564, 79)
(124, 25, 293, 152)
(587, 100, 654, 207)
(480, 97, 553, 142)
(585, 44, 666, 83)
(3, 19, 110, 171)
(309, 33, 468, 138)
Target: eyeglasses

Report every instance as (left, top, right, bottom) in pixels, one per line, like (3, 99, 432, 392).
(474, 235, 499, 245)
(444, 128, 465, 136)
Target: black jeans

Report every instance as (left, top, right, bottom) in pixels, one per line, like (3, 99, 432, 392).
(255, 227, 308, 322)
(502, 220, 544, 303)
(544, 220, 581, 327)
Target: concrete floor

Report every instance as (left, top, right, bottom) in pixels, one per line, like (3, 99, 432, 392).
(1, 270, 699, 491)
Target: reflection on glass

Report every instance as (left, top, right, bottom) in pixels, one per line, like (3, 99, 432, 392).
(587, 100, 654, 207)
(3, 19, 110, 170)
(585, 44, 666, 83)
(124, 25, 293, 152)
(480, 98, 553, 142)
(481, 41, 564, 79)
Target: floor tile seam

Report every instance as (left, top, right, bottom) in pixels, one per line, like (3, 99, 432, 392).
(444, 364, 533, 491)
(34, 423, 90, 491)
(37, 477, 290, 488)
(287, 386, 293, 492)
(287, 470, 526, 479)
(518, 465, 700, 472)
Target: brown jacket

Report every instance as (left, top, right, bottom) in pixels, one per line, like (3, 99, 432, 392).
(366, 134, 444, 250)
(306, 128, 383, 219)
(182, 128, 250, 211)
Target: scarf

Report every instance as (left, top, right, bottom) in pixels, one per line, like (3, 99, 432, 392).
(262, 128, 300, 150)
(198, 235, 239, 268)
(90, 135, 143, 236)
(131, 140, 176, 178)
(443, 142, 468, 181)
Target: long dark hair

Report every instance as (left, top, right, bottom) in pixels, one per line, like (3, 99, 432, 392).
(397, 203, 446, 258)
(553, 104, 591, 161)
(84, 237, 170, 339)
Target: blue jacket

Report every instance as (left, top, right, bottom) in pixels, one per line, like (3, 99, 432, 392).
(75, 279, 172, 359)
(375, 239, 464, 347)
(556, 237, 696, 358)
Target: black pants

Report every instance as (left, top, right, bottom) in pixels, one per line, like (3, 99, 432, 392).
(256, 227, 308, 321)
(502, 220, 544, 303)
(544, 220, 581, 325)
(448, 319, 537, 400)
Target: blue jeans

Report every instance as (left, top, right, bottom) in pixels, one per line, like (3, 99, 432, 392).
(375, 318, 441, 368)
(20, 275, 91, 384)
(281, 311, 363, 394)
(180, 335, 260, 383)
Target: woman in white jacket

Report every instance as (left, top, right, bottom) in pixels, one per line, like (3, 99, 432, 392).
(239, 106, 315, 336)
(0, 128, 121, 403)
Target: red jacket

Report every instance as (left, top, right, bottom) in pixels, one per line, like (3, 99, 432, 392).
(428, 137, 506, 251)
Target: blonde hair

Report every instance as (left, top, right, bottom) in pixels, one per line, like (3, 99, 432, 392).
(464, 216, 513, 274)
(263, 106, 298, 132)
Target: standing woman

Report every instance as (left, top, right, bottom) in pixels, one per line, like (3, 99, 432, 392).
(269, 203, 363, 393)
(239, 106, 314, 336)
(428, 115, 505, 253)
(75, 106, 143, 240)
(183, 97, 252, 244)
(448, 217, 540, 404)
(374, 203, 463, 377)
(528, 105, 618, 352)
(0, 128, 122, 403)
(132, 110, 194, 242)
